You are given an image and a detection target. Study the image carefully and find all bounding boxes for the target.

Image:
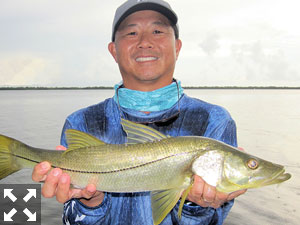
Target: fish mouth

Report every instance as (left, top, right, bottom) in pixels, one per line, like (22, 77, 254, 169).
(262, 169, 291, 186)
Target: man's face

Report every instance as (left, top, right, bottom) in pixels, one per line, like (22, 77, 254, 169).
(109, 10, 182, 91)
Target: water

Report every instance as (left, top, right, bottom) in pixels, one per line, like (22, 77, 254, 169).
(0, 89, 299, 225)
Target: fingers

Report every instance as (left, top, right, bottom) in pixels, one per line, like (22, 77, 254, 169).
(189, 175, 205, 200)
(199, 183, 218, 208)
(41, 168, 62, 198)
(228, 189, 247, 201)
(56, 173, 71, 203)
(83, 184, 97, 198)
(33, 162, 71, 203)
(210, 191, 228, 209)
(33, 163, 101, 205)
(187, 175, 247, 209)
(56, 145, 67, 151)
(32, 161, 51, 182)
(202, 184, 216, 203)
(71, 183, 97, 199)
(78, 189, 105, 208)
(187, 176, 213, 207)
(238, 146, 245, 152)
(41, 170, 75, 204)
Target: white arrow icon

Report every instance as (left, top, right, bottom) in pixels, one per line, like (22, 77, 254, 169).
(23, 189, 36, 202)
(23, 208, 36, 221)
(4, 208, 17, 221)
(4, 189, 17, 202)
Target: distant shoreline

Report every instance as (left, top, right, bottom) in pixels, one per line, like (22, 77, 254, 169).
(1, 86, 300, 90)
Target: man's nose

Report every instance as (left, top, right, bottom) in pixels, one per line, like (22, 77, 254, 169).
(137, 33, 153, 49)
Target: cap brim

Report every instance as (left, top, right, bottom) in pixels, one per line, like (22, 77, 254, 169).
(112, 2, 177, 41)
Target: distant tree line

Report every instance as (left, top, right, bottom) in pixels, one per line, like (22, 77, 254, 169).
(0, 86, 300, 90)
(0, 86, 114, 90)
(183, 86, 300, 89)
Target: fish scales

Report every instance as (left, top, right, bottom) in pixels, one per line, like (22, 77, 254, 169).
(56, 137, 202, 192)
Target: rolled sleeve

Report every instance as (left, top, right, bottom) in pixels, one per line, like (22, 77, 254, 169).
(62, 193, 110, 225)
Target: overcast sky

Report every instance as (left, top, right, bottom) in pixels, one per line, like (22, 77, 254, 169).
(0, 0, 300, 87)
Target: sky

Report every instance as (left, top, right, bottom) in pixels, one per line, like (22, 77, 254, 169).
(0, 0, 300, 87)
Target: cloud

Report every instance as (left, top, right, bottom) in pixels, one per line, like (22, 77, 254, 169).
(83, 54, 120, 86)
(229, 41, 300, 84)
(0, 54, 60, 86)
(199, 32, 220, 56)
(177, 36, 300, 87)
(0, 0, 299, 87)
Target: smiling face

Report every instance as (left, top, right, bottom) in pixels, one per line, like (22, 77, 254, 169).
(108, 10, 182, 91)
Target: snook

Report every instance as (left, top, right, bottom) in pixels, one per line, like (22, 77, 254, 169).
(0, 119, 291, 225)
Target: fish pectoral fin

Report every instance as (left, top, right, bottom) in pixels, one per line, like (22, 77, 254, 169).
(151, 188, 183, 225)
(121, 119, 167, 144)
(64, 129, 106, 153)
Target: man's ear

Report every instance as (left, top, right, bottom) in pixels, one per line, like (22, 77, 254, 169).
(175, 39, 182, 60)
(108, 42, 118, 63)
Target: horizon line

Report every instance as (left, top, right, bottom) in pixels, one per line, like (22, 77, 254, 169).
(1, 86, 300, 90)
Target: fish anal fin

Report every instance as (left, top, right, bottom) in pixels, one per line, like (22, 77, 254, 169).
(64, 129, 105, 153)
(151, 188, 183, 225)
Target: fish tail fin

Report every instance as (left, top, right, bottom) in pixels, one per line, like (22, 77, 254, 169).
(0, 134, 23, 180)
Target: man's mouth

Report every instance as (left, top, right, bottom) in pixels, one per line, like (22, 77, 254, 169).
(136, 57, 158, 62)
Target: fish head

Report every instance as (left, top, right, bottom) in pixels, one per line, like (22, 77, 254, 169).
(217, 149, 291, 193)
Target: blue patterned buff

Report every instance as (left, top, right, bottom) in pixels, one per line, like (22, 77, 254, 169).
(113, 80, 184, 112)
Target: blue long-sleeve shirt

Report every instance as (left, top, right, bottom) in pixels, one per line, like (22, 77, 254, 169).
(61, 94, 237, 225)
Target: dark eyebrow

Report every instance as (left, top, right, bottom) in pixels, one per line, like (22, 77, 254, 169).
(152, 21, 170, 27)
(127, 23, 138, 27)
(117, 23, 137, 32)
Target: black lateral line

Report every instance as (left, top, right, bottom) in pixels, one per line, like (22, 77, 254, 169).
(12, 151, 194, 174)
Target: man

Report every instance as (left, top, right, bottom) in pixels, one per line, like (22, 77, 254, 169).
(32, 0, 246, 224)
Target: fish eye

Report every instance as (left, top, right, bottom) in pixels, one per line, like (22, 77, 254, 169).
(247, 159, 259, 170)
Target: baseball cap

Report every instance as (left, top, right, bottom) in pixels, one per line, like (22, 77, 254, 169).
(112, 0, 179, 41)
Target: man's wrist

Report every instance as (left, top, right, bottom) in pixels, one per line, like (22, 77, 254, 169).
(79, 192, 105, 207)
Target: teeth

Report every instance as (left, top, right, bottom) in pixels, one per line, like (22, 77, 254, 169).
(136, 57, 158, 62)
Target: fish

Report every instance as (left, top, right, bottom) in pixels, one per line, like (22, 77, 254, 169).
(0, 119, 291, 225)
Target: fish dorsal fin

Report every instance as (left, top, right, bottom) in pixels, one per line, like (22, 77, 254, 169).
(64, 129, 105, 153)
(151, 188, 184, 225)
(121, 119, 167, 144)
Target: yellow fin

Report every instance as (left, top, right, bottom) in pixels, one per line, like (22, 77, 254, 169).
(178, 181, 194, 220)
(151, 188, 183, 225)
(64, 129, 105, 153)
(121, 119, 167, 144)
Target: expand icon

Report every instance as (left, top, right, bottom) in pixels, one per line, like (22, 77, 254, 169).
(1, 184, 41, 224)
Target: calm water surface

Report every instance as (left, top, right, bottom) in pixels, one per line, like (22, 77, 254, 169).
(0, 89, 299, 225)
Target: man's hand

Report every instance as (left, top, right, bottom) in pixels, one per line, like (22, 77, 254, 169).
(187, 175, 247, 208)
(32, 161, 104, 207)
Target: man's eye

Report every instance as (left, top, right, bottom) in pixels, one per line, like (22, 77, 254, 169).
(127, 32, 136, 36)
(153, 30, 163, 34)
